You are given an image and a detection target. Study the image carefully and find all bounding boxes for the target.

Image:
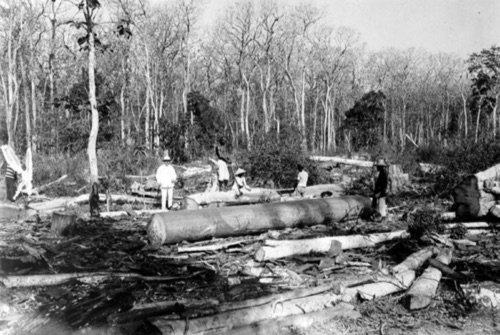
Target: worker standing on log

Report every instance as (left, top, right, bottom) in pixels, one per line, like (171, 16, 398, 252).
(233, 168, 251, 198)
(294, 164, 308, 197)
(215, 146, 230, 191)
(156, 152, 177, 210)
(372, 158, 391, 221)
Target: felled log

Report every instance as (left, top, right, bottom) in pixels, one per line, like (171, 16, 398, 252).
(99, 209, 166, 218)
(51, 212, 77, 236)
(254, 230, 408, 261)
(184, 188, 281, 210)
(177, 238, 250, 253)
(228, 302, 360, 335)
(0, 271, 204, 288)
(310, 155, 374, 168)
(0, 202, 36, 221)
(33, 174, 68, 193)
(444, 222, 493, 229)
(406, 248, 453, 310)
(344, 247, 437, 301)
(150, 285, 343, 334)
(147, 196, 371, 245)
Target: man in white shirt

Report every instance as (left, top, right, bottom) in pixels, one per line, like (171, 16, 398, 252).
(233, 168, 251, 197)
(294, 164, 308, 197)
(156, 151, 177, 210)
(216, 146, 230, 191)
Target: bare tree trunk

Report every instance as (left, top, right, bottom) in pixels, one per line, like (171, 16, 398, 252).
(86, 5, 99, 184)
(300, 69, 306, 148)
(21, 59, 31, 151)
(144, 46, 151, 148)
(461, 93, 468, 138)
(493, 93, 499, 139)
(475, 97, 483, 143)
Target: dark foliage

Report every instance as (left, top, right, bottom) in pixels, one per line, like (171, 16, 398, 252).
(343, 90, 385, 151)
(239, 126, 329, 188)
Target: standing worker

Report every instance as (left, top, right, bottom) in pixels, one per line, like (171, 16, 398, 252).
(156, 151, 177, 210)
(294, 164, 308, 197)
(5, 163, 18, 202)
(215, 146, 230, 191)
(233, 168, 251, 198)
(372, 158, 391, 221)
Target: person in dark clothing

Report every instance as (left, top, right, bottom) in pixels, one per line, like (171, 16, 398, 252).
(372, 158, 391, 220)
(5, 165, 18, 202)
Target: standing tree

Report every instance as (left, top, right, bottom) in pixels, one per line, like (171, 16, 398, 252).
(73, 0, 101, 183)
(467, 46, 500, 142)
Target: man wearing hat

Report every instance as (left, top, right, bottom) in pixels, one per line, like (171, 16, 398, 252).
(372, 158, 391, 221)
(232, 168, 251, 198)
(156, 151, 177, 210)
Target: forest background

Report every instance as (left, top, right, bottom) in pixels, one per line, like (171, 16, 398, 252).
(1, 0, 499, 193)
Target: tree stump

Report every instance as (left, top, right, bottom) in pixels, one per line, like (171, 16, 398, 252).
(51, 212, 77, 236)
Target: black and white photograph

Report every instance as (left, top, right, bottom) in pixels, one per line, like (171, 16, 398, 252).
(0, 0, 499, 334)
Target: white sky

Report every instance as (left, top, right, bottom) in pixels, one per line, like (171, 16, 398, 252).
(199, 0, 500, 57)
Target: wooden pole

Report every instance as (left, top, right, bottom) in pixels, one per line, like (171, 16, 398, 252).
(147, 196, 371, 245)
(254, 230, 409, 261)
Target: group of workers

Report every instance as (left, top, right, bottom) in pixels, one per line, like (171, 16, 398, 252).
(154, 148, 391, 221)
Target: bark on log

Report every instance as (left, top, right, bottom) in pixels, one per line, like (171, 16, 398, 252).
(343, 247, 437, 301)
(150, 286, 343, 334)
(0, 271, 204, 288)
(406, 248, 453, 310)
(309, 156, 374, 168)
(254, 230, 408, 261)
(147, 196, 371, 245)
(228, 302, 360, 335)
(184, 188, 281, 210)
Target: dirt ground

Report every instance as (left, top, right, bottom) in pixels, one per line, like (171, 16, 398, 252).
(0, 179, 499, 334)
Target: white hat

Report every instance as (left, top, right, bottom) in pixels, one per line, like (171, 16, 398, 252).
(375, 158, 387, 166)
(163, 152, 171, 161)
(235, 168, 246, 175)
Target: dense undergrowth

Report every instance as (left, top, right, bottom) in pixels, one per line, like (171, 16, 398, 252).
(31, 137, 499, 197)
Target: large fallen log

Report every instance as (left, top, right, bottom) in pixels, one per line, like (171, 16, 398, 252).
(406, 248, 453, 310)
(343, 247, 437, 301)
(309, 156, 373, 168)
(184, 188, 281, 210)
(150, 285, 343, 334)
(147, 196, 371, 245)
(254, 230, 408, 261)
(281, 184, 345, 197)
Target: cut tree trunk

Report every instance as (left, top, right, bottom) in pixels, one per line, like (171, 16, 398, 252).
(343, 247, 437, 301)
(51, 212, 77, 236)
(309, 156, 373, 168)
(406, 248, 453, 310)
(254, 230, 408, 261)
(99, 209, 166, 218)
(184, 188, 281, 210)
(150, 285, 343, 334)
(147, 196, 371, 245)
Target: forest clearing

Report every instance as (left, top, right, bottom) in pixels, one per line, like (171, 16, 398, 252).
(1, 0, 500, 334)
